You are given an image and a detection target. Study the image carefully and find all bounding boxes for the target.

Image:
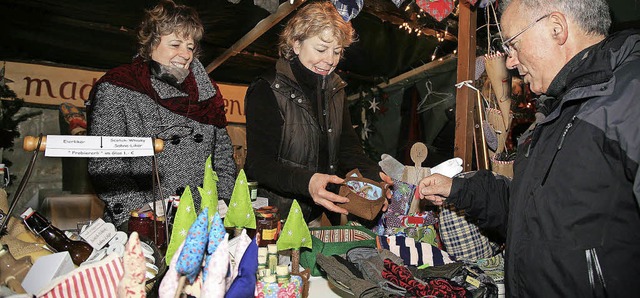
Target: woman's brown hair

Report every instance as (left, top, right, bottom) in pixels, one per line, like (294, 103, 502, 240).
(278, 1, 356, 60)
(137, 0, 204, 61)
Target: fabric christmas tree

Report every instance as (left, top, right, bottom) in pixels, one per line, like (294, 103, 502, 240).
(223, 169, 256, 232)
(198, 154, 219, 220)
(277, 200, 312, 274)
(165, 185, 197, 262)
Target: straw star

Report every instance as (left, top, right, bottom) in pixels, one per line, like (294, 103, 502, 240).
(368, 98, 380, 113)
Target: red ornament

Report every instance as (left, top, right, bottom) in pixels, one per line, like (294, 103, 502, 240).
(416, 0, 455, 22)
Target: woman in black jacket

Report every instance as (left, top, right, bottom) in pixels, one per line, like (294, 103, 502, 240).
(245, 1, 390, 225)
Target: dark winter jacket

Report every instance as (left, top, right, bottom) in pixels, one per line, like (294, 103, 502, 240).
(448, 30, 640, 297)
(244, 58, 381, 221)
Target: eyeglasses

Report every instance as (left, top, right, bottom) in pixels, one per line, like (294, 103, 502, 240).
(154, 125, 203, 145)
(501, 13, 550, 57)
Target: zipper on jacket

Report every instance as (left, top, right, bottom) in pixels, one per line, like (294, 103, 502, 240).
(540, 115, 576, 186)
(586, 248, 608, 297)
(317, 76, 327, 133)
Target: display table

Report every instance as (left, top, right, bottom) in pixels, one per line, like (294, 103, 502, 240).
(308, 276, 350, 298)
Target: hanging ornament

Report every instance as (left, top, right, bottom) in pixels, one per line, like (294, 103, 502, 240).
(415, 0, 455, 22)
(331, 0, 364, 21)
(368, 98, 380, 113)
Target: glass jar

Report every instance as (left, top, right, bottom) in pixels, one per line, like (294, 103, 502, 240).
(255, 206, 280, 247)
(127, 212, 166, 248)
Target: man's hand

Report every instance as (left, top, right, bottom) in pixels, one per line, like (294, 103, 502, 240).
(379, 172, 394, 212)
(309, 173, 349, 215)
(418, 173, 453, 206)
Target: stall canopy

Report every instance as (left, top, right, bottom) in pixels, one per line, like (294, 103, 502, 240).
(1, 0, 637, 95)
(0, 0, 461, 95)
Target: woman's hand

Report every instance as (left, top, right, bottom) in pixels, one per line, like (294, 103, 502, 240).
(309, 173, 349, 215)
(418, 173, 453, 206)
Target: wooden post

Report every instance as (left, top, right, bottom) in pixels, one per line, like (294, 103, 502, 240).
(454, 2, 478, 172)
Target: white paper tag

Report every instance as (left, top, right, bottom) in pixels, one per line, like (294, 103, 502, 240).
(79, 218, 118, 250)
(217, 200, 229, 218)
(252, 196, 269, 209)
(142, 197, 173, 217)
(44, 135, 154, 158)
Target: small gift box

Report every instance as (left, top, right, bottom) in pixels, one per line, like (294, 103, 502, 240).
(338, 169, 387, 220)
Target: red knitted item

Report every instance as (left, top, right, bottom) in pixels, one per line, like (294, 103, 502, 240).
(382, 258, 466, 298)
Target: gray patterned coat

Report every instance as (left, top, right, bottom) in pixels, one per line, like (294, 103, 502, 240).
(88, 59, 236, 226)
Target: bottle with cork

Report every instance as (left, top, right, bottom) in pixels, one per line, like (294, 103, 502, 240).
(20, 208, 93, 266)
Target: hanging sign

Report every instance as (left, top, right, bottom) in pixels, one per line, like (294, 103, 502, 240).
(44, 135, 155, 158)
(1, 61, 248, 123)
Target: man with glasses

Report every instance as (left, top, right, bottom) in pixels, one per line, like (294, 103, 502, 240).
(418, 0, 640, 296)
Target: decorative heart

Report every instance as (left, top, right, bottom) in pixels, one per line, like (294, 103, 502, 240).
(416, 0, 455, 22)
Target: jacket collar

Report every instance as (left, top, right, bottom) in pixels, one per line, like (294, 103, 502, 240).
(537, 29, 639, 123)
(275, 58, 346, 91)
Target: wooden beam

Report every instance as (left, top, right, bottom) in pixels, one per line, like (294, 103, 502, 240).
(346, 54, 455, 101)
(454, 1, 477, 172)
(205, 0, 304, 73)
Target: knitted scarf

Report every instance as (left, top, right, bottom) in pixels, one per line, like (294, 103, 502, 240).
(89, 56, 227, 128)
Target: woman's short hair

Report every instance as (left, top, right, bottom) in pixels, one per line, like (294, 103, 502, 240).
(137, 0, 204, 61)
(278, 1, 356, 60)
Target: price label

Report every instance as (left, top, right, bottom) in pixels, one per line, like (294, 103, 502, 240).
(79, 218, 118, 250)
(45, 135, 154, 157)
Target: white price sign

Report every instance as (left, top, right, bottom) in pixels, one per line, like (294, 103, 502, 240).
(45, 135, 155, 157)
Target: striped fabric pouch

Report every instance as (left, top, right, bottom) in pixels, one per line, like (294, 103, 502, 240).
(39, 254, 124, 298)
(300, 223, 377, 276)
(377, 235, 455, 267)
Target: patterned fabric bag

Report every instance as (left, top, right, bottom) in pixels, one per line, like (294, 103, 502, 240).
(300, 223, 377, 276)
(437, 172, 503, 261)
(338, 169, 387, 221)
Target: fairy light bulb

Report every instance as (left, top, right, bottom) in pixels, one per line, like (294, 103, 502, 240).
(431, 46, 439, 61)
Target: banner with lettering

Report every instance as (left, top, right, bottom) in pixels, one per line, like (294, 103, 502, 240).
(0, 61, 248, 123)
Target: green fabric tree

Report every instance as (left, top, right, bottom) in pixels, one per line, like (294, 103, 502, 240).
(277, 200, 312, 274)
(223, 169, 256, 234)
(165, 185, 197, 262)
(198, 155, 218, 222)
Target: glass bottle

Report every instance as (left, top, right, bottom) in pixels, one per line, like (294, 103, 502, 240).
(21, 208, 93, 266)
